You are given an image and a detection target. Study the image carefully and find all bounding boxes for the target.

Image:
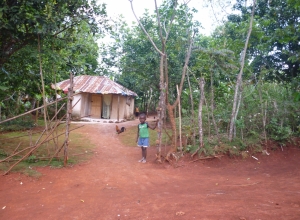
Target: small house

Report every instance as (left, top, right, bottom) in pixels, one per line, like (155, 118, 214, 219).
(53, 75, 137, 121)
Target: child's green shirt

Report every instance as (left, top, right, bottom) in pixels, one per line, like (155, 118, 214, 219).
(138, 123, 149, 138)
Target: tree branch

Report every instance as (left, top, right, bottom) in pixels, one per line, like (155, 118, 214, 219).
(172, 31, 195, 107)
(129, 0, 165, 56)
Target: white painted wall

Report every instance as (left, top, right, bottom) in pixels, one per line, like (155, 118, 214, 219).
(71, 93, 136, 120)
(72, 93, 82, 118)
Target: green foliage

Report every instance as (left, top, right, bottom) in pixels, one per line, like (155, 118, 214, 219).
(0, 116, 36, 131)
(180, 80, 299, 157)
(0, 0, 108, 66)
(239, 83, 299, 140)
(100, 1, 202, 107)
(0, 149, 7, 157)
(0, 0, 108, 120)
(26, 155, 38, 163)
(1, 0, 298, 163)
(267, 118, 293, 142)
(185, 144, 195, 153)
(227, 0, 300, 83)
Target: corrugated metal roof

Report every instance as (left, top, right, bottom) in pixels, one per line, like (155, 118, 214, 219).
(52, 75, 137, 97)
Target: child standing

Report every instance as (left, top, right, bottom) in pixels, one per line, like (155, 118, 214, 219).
(136, 113, 157, 163)
(135, 106, 139, 118)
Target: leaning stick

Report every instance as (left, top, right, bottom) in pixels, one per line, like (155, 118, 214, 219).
(0, 97, 68, 125)
(39, 98, 79, 146)
(0, 92, 82, 125)
(3, 140, 52, 175)
(34, 103, 66, 146)
(0, 131, 42, 141)
(191, 149, 200, 158)
(2, 115, 65, 175)
(47, 140, 66, 165)
(1, 98, 82, 170)
(13, 142, 22, 154)
(0, 103, 66, 142)
(0, 125, 84, 163)
(8, 151, 96, 161)
(48, 124, 85, 164)
(6, 142, 22, 162)
(0, 146, 32, 163)
(64, 73, 74, 167)
(189, 155, 224, 163)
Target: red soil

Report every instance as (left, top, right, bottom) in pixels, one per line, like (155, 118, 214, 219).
(1, 120, 300, 220)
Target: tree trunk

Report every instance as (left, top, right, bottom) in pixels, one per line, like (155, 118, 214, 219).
(146, 88, 153, 118)
(117, 95, 120, 122)
(187, 71, 196, 146)
(64, 72, 73, 166)
(258, 81, 268, 145)
(38, 34, 50, 156)
(210, 70, 220, 142)
(38, 34, 48, 132)
(167, 32, 195, 154)
(198, 77, 205, 148)
(156, 55, 166, 163)
(233, 86, 243, 139)
(176, 85, 182, 153)
(131, 0, 195, 161)
(228, 0, 256, 141)
(191, 77, 205, 157)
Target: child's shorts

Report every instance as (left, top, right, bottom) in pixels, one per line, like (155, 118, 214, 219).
(138, 137, 149, 147)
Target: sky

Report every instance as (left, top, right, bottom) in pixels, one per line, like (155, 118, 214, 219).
(98, 0, 233, 36)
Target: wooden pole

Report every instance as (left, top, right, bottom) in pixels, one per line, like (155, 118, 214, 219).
(0, 97, 68, 125)
(13, 142, 22, 154)
(147, 89, 153, 118)
(176, 85, 182, 153)
(34, 103, 66, 146)
(229, 0, 256, 141)
(3, 117, 65, 175)
(0, 124, 83, 166)
(48, 125, 84, 165)
(38, 34, 49, 146)
(64, 72, 73, 166)
(117, 95, 120, 122)
(191, 77, 205, 158)
(186, 71, 196, 147)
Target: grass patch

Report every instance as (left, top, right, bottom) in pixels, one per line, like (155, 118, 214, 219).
(0, 123, 96, 175)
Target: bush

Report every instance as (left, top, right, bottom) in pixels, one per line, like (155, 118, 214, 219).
(267, 118, 293, 142)
(0, 116, 35, 131)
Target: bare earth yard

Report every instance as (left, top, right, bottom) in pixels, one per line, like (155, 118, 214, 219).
(0, 120, 300, 220)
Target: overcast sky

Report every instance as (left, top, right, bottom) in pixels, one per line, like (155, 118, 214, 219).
(98, 0, 230, 36)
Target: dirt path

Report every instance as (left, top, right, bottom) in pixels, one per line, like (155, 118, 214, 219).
(1, 120, 300, 220)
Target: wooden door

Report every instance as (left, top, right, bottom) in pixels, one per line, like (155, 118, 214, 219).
(91, 94, 101, 118)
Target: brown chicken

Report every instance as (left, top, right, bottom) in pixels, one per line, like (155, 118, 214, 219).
(116, 125, 126, 134)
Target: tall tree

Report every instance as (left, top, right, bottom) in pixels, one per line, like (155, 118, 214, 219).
(0, 0, 107, 67)
(0, 0, 107, 118)
(127, 0, 201, 160)
(228, 0, 256, 141)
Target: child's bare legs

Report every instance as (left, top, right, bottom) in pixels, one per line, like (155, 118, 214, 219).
(139, 147, 147, 163)
(142, 147, 147, 160)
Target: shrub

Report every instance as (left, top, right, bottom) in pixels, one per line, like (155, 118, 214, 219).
(0, 116, 35, 131)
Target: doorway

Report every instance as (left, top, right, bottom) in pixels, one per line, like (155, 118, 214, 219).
(90, 94, 102, 118)
(102, 94, 112, 119)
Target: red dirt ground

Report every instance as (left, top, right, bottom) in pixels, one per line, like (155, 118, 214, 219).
(1, 119, 300, 220)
